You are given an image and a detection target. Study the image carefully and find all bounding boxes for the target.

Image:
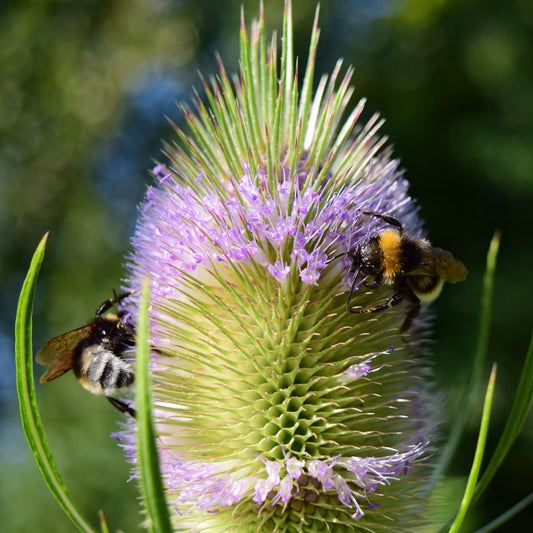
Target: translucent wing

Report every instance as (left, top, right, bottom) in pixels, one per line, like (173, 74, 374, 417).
(37, 326, 91, 383)
(433, 247, 468, 282)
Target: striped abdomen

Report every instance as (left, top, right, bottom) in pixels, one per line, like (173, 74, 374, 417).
(73, 344, 135, 396)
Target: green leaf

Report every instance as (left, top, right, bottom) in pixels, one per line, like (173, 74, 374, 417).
(473, 328, 533, 502)
(448, 364, 497, 533)
(98, 511, 110, 533)
(136, 277, 173, 533)
(429, 232, 500, 491)
(15, 233, 96, 533)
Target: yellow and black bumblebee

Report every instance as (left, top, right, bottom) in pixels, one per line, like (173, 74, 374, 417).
(335, 211, 467, 332)
(37, 291, 137, 417)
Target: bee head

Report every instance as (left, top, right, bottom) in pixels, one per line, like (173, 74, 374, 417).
(357, 227, 404, 283)
(93, 315, 119, 338)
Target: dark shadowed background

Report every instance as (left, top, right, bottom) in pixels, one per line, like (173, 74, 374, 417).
(1, 0, 532, 531)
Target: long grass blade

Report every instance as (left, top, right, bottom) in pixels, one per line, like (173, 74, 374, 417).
(15, 233, 96, 533)
(136, 277, 172, 533)
(429, 232, 500, 492)
(448, 365, 497, 533)
(473, 328, 533, 502)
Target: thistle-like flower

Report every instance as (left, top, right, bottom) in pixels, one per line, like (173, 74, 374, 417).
(117, 3, 441, 531)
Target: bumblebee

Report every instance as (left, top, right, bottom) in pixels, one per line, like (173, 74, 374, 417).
(336, 211, 467, 332)
(37, 291, 136, 417)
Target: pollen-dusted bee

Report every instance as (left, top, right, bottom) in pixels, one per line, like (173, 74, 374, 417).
(37, 291, 137, 417)
(335, 211, 467, 332)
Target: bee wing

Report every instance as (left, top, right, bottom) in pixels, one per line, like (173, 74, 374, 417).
(433, 248, 468, 282)
(37, 326, 91, 383)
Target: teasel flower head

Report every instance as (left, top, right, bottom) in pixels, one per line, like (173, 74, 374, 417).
(117, 2, 441, 531)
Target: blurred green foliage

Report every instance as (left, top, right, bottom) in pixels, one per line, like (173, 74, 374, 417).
(1, 0, 532, 531)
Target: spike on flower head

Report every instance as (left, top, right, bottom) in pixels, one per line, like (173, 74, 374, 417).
(117, 2, 442, 531)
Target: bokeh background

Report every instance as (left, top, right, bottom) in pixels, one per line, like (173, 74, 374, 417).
(1, 0, 532, 531)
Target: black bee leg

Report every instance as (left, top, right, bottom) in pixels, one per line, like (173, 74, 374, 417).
(363, 278, 381, 289)
(97, 290, 138, 316)
(106, 396, 137, 418)
(326, 251, 348, 264)
(345, 262, 362, 311)
(399, 300, 421, 333)
(363, 211, 403, 233)
(348, 291, 405, 314)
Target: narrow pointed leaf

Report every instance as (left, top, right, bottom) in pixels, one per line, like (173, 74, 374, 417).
(448, 365, 497, 533)
(15, 233, 96, 533)
(136, 278, 172, 533)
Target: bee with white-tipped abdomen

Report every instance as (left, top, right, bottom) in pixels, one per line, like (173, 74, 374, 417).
(37, 291, 137, 417)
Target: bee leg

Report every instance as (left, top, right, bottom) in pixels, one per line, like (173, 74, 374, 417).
(363, 211, 403, 233)
(344, 262, 363, 311)
(106, 396, 136, 418)
(399, 300, 421, 333)
(350, 270, 382, 305)
(326, 251, 348, 264)
(348, 291, 405, 314)
(363, 278, 381, 289)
